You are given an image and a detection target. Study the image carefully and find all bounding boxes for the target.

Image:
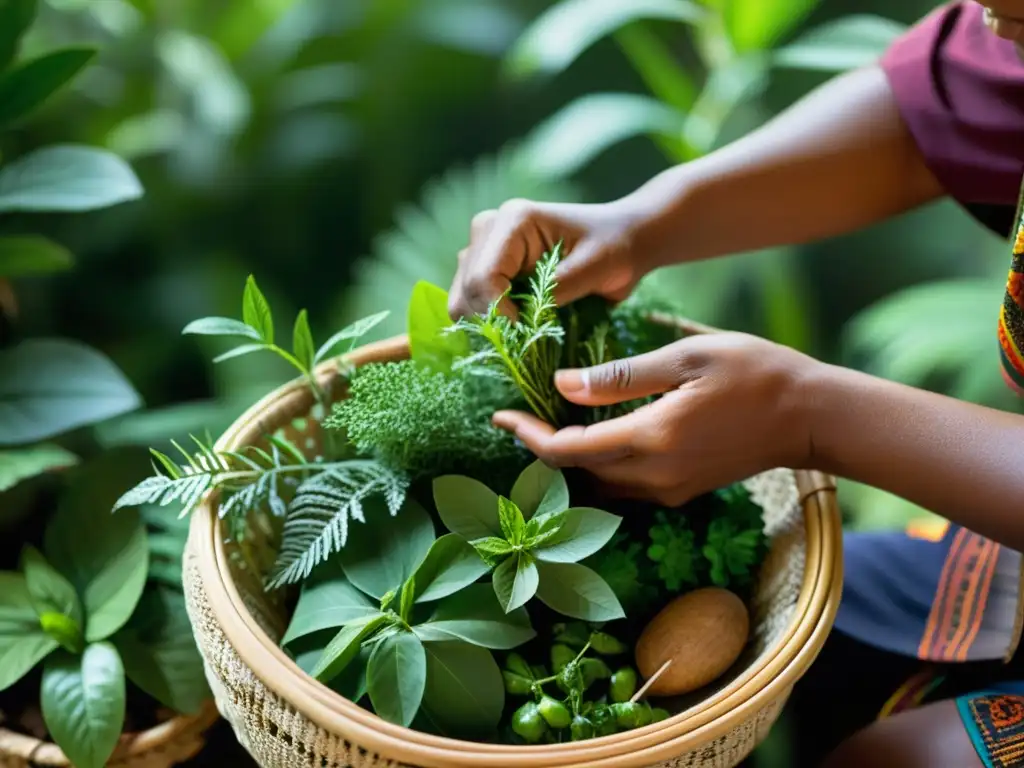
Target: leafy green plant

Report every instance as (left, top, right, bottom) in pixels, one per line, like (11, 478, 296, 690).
(647, 512, 700, 591)
(433, 460, 625, 621)
(281, 495, 533, 735)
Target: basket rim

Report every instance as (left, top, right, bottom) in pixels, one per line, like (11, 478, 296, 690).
(190, 328, 843, 767)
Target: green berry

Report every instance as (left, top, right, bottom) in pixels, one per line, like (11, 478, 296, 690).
(581, 657, 612, 688)
(609, 667, 638, 703)
(551, 643, 576, 673)
(570, 715, 594, 741)
(537, 695, 572, 729)
(651, 707, 670, 723)
(589, 631, 628, 655)
(611, 701, 643, 729)
(505, 653, 532, 679)
(502, 670, 533, 696)
(512, 702, 548, 744)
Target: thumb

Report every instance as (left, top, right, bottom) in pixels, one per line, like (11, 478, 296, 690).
(554, 343, 691, 406)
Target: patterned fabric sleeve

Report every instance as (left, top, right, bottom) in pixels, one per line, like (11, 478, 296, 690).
(999, 200, 1024, 394)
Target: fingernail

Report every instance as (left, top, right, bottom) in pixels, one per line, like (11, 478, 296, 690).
(555, 369, 589, 393)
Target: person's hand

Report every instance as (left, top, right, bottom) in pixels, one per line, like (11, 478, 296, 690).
(448, 199, 650, 319)
(982, 2, 1024, 44)
(492, 333, 822, 506)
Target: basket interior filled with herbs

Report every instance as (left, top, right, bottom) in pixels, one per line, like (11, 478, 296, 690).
(115, 244, 770, 746)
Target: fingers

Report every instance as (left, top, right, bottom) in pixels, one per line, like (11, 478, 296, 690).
(552, 239, 631, 307)
(983, 4, 1024, 41)
(492, 410, 638, 466)
(553, 342, 695, 407)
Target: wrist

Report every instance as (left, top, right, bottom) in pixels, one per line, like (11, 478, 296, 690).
(796, 361, 864, 474)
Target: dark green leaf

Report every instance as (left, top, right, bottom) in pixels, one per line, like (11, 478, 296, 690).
(723, 0, 819, 53)
(773, 15, 907, 72)
(181, 317, 262, 340)
(420, 640, 503, 738)
(21, 545, 82, 632)
(0, 444, 77, 492)
(281, 560, 379, 646)
(413, 583, 535, 649)
(493, 554, 538, 613)
(0, 236, 73, 278)
(367, 630, 426, 727)
(497, 496, 526, 546)
(212, 343, 266, 364)
(534, 561, 624, 621)
(41, 643, 125, 768)
(533, 507, 621, 564)
(291, 631, 371, 702)
(0, 572, 58, 691)
(314, 310, 390, 365)
(407, 281, 468, 372)
(241, 275, 274, 343)
(339, 496, 434, 600)
(0, 47, 95, 125)
(411, 534, 489, 604)
(311, 614, 389, 684)
(0, 339, 142, 446)
(0, 0, 36, 71)
(510, 459, 568, 519)
(292, 309, 315, 372)
(433, 475, 501, 541)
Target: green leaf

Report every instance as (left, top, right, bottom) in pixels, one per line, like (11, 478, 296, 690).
(723, 0, 819, 54)
(411, 534, 489, 604)
(497, 496, 526, 546)
(41, 643, 125, 768)
(506, 0, 703, 77)
(291, 631, 371, 702)
(0, 236, 73, 278)
(534, 561, 625, 621)
(212, 343, 266, 363)
(0, 0, 37, 71)
(0, 145, 142, 214)
(773, 15, 908, 72)
(533, 507, 622, 564)
(181, 317, 262, 340)
(339, 497, 434, 600)
(0, 339, 142, 446)
(0, 444, 77, 492)
(112, 587, 210, 715)
(420, 640, 504, 738)
(408, 281, 468, 372)
(510, 459, 568, 519)
(21, 546, 83, 637)
(433, 475, 502, 541)
(0, 47, 95, 125)
(292, 309, 315, 372)
(242, 275, 274, 343)
(314, 310, 390, 365)
(0, 572, 58, 691)
(281, 560, 379, 646)
(367, 630, 426, 727)
(413, 583, 535, 649)
(473, 537, 514, 564)
(492, 554, 538, 613)
(311, 614, 389, 684)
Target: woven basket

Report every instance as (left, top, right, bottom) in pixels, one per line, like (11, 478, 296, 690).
(0, 703, 218, 767)
(184, 320, 843, 768)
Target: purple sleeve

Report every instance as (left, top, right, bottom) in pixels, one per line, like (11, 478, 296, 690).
(881, 1, 1024, 207)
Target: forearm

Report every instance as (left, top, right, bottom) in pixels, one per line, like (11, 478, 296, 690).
(622, 66, 945, 266)
(807, 363, 1024, 550)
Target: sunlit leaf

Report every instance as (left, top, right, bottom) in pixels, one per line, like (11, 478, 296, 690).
(723, 0, 819, 54)
(774, 15, 907, 72)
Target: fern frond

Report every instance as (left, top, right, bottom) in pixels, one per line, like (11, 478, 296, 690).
(267, 461, 408, 589)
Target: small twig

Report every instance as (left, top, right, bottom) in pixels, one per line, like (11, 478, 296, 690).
(630, 660, 672, 703)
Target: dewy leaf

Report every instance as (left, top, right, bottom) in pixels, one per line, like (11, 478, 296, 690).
(414, 583, 535, 649)
(339, 496, 434, 600)
(367, 630, 426, 727)
(433, 475, 502, 541)
(497, 496, 526, 546)
(0, 0, 37, 71)
(181, 317, 262, 340)
(0, 145, 143, 213)
(534, 561, 625, 622)
(510, 459, 568, 520)
(21, 546, 83, 635)
(532, 507, 622, 564)
(311, 614, 389, 684)
(0, 236, 73, 278)
(292, 309, 316, 372)
(492, 554, 538, 614)
(0, 47, 96, 125)
(314, 310, 390, 365)
(420, 640, 504, 739)
(242, 275, 274, 343)
(0, 339, 142, 446)
(408, 281, 468, 372)
(0, 572, 59, 691)
(41, 643, 125, 768)
(411, 534, 489, 604)
(0, 444, 77, 492)
(281, 560, 380, 646)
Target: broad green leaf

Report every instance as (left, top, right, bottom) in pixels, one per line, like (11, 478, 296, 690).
(520, 93, 686, 179)
(292, 309, 315, 371)
(314, 310, 390, 365)
(408, 281, 468, 372)
(290, 631, 371, 702)
(492, 554, 538, 614)
(212, 343, 266, 363)
(112, 588, 209, 714)
(414, 583, 535, 649)
(0, 236, 73, 278)
(535, 561, 624, 621)
(506, 0, 704, 77)
(0, 571, 36, 623)
(181, 317, 262, 340)
(281, 561, 379, 646)
(367, 630, 426, 727)
(510, 459, 568, 519)
(311, 614, 389, 684)
(0, 145, 143, 213)
(497, 496, 526, 546)
(339, 497, 435, 600)
(0, 571, 58, 691)
(420, 640, 504, 738)
(433, 475, 501, 541)
(41, 643, 125, 768)
(0, 444, 77, 492)
(533, 507, 622, 564)
(411, 534, 489, 604)
(0, 0, 37, 71)
(242, 275, 274, 343)
(0, 339, 142, 446)
(773, 15, 907, 72)
(0, 47, 95, 125)
(21, 546, 83, 636)
(723, 0, 819, 54)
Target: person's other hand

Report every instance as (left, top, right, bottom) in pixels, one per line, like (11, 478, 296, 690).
(982, 2, 1024, 44)
(448, 199, 650, 320)
(492, 333, 822, 506)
